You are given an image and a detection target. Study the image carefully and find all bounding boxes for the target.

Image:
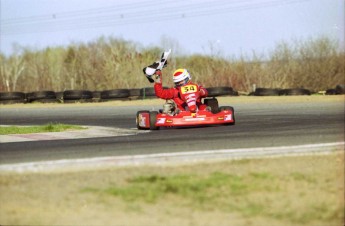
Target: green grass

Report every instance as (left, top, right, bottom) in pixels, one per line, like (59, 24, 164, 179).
(1, 152, 343, 226)
(0, 123, 84, 135)
(83, 168, 343, 224)
(104, 172, 249, 202)
(93, 172, 269, 203)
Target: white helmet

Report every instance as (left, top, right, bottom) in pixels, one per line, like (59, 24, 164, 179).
(173, 69, 191, 87)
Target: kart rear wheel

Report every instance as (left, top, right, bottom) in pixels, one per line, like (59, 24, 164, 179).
(149, 111, 160, 130)
(136, 110, 150, 130)
(220, 106, 235, 125)
(204, 97, 219, 113)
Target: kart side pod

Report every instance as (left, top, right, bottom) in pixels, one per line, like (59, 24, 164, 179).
(136, 107, 235, 130)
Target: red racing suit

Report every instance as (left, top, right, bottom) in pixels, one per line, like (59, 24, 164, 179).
(154, 80, 208, 112)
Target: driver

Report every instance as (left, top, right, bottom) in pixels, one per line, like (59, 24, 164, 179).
(153, 68, 208, 113)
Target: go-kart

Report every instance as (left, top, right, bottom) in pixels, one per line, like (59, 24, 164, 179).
(136, 97, 235, 130)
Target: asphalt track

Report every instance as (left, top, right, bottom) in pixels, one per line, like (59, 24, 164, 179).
(0, 98, 344, 165)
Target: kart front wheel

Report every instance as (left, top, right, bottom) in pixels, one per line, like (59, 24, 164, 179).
(149, 111, 160, 130)
(220, 106, 235, 125)
(136, 110, 150, 130)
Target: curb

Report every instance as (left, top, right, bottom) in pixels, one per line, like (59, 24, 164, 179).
(0, 126, 148, 143)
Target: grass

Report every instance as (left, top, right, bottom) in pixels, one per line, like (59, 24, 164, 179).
(0, 96, 343, 225)
(0, 123, 84, 135)
(1, 152, 342, 226)
(84, 167, 342, 224)
(100, 172, 258, 202)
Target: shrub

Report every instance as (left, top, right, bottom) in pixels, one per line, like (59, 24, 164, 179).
(1, 36, 343, 93)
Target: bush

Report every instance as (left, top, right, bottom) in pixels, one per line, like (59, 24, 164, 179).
(1, 37, 343, 93)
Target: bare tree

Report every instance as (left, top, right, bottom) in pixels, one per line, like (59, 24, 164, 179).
(0, 54, 25, 91)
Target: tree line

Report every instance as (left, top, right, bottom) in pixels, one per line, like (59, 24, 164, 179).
(1, 36, 344, 93)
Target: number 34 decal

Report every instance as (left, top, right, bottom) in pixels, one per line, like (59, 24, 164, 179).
(181, 85, 198, 94)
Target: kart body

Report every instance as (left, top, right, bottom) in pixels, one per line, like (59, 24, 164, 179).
(136, 97, 235, 130)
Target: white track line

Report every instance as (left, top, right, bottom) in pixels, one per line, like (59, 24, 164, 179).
(0, 142, 343, 173)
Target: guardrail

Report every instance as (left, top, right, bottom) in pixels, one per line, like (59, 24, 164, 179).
(0, 85, 344, 104)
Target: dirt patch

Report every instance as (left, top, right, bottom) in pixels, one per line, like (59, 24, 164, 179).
(0, 152, 344, 226)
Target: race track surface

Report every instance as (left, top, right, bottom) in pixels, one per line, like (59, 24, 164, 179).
(0, 98, 344, 164)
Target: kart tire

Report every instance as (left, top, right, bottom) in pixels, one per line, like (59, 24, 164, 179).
(220, 106, 235, 125)
(279, 88, 311, 96)
(63, 90, 93, 100)
(254, 88, 280, 96)
(325, 89, 337, 95)
(206, 87, 236, 97)
(129, 88, 141, 100)
(335, 84, 345, 94)
(0, 92, 26, 104)
(140, 87, 156, 99)
(136, 110, 150, 130)
(92, 91, 101, 99)
(26, 91, 57, 103)
(204, 97, 219, 114)
(129, 88, 141, 96)
(0, 92, 26, 101)
(101, 89, 130, 99)
(140, 87, 168, 99)
(149, 111, 159, 130)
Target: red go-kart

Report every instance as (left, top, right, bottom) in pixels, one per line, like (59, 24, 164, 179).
(136, 97, 235, 130)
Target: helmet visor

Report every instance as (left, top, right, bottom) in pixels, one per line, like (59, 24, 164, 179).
(174, 77, 189, 87)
